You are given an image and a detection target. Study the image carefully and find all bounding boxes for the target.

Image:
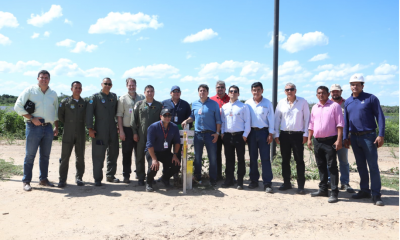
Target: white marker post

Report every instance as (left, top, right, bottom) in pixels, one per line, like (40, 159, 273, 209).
(181, 126, 194, 193)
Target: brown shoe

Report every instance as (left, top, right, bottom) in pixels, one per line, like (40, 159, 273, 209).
(39, 179, 55, 187)
(23, 182, 32, 191)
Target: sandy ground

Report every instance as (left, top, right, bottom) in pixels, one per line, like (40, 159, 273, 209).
(0, 140, 398, 240)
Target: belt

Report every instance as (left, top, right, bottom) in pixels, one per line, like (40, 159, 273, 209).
(315, 135, 337, 141)
(196, 130, 214, 134)
(281, 131, 303, 134)
(251, 127, 268, 131)
(27, 121, 51, 126)
(351, 130, 374, 136)
(225, 131, 244, 136)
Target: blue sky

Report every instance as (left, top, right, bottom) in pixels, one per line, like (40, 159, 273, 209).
(0, 1, 398, 105)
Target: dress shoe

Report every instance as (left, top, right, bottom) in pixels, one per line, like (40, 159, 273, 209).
(278, 183, 292, 191)
(123, 177, 130, 184)
(95, 181, 102, 187)
(23, 182, 32, 191)
(221, 181, 234, 188)
(352, 191, 371, 199)
(138, 179, 145, 186)
(341, 184, 355, 193)
(57, 182, 66, 188)
(39, 179, 55, 187)
(310, 190, 329, 197)
(106, 176, 120, 183)
(146, 184, 154, 192)
(264, 184, 273, 193)
(76, 179, 84, 186)
(297, 188, 306, 195)
(328, 192, 339, 203)
(248, 181, 259, 189)
(372, 196, 384, 206)
(160, 177, 172, 188)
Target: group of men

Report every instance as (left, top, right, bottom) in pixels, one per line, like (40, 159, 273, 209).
(14, 70, 386, 206)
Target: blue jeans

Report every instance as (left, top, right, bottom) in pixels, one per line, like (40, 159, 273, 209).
(194, 132, 217, 182)
(350, 132, 381, 197)
(247, 129, 273, 184)
(22, 121, 54, 183)
(327, 144, 350, 184)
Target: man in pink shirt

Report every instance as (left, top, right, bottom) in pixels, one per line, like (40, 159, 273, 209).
(307, 86, 344, 203)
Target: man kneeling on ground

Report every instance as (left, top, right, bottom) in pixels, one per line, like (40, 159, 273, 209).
(145, 108, 181, 192)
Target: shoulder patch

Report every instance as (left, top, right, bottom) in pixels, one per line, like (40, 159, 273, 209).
(61, 97, 69, 103)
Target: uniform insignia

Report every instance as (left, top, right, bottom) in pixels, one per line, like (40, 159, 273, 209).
(102, 99, 106, 104)
(151, 106, 156, 109)
(110, 98, 114, 102)
(59, 103, 62, 107)
(78, 104, 84, 108)
(89, 99, 93, 104)
(144, 106, 148, 109)
(71, 104, 75, 109)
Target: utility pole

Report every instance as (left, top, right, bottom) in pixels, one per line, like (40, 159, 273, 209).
(271, 0, 279, 161)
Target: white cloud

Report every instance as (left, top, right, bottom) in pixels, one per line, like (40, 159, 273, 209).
(281, 31, 329, 53)
(183, 28, 218, 43)
(169, 74, 181, 79)
(27, 5, 63, 27)
(0, 60, 41, 73)
(261, 60, 309, 81)
(224, 75, 254, 84)
(240, 61, 269, 76)
(44, 31, 50, 37)
(123, 64, 179, 79)
(391, 91, 399, 96)
(0, 11, 19, 29)
(31, 33, 39, 39)
(180, 75, 210, 82)
(64, 18, 72, 25)
(268, 31, 285, 47)
(89, 12, 163, 35)
(314, 64, 334, 71)
(136, 36, 149, 41)
(311, 63, 371, 82)
(186, 52, 193, 59)
(71, 41, 98, 53)
(198, 60, 243, 77)
(374, 63, 398, 75)
(85, 67, 115, 78)
(309, 53, 329, 62)
(56, 39, 75, 47)
(0, 34, 11, 45)
(365, 74, 396, 82)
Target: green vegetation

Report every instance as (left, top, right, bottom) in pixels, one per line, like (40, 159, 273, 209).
(381, 175, 399, 191)
(0, 158, 23, 180)
(0, 94, 18, 106)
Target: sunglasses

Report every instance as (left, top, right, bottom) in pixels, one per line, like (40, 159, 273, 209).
(229, 90, 238, 93)
(285, 88, 295, 92)
(103, 83, 112, 86)
(172, 90, 181, 93)
(216, 86, 225, 89)
(163, 114, 172, 118)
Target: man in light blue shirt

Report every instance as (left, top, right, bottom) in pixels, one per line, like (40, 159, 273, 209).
(220, 85, 250, 189)
(245, 82, 275, 193)
(14, 70, 59, 191)
(182, 84, 221, 187)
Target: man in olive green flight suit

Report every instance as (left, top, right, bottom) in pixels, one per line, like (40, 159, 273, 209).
(58, 81, 87, 188)
(86, 78, 120, 186)
(131, 85, 162, 186)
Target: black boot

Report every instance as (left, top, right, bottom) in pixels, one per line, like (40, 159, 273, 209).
(328, 191, 339, 203)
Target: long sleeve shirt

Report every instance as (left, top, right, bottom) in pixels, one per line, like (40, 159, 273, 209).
(274, 96, 310, 138)
(14, 85, 58, 124)
(190, 97, 221, 132)
(245, 97, 275, 134)
(309, 100, 344, 138)
(344, 91, 385, 139)
(221, 100, 251, 137)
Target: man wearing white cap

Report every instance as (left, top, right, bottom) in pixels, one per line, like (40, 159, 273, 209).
(328, 84, 355, 193)
(343, 74, 385, 206)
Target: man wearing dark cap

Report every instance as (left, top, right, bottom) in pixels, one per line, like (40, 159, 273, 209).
(145, 108, 181, 192)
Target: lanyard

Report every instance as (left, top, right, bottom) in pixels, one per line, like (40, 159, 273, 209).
(171, 99, 181, 112)
(160, 121, 170, 141)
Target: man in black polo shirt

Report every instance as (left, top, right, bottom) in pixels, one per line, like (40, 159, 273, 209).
(145, 108, 181, 192)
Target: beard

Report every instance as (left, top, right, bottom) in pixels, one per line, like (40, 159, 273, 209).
(332, 95, 341, 100)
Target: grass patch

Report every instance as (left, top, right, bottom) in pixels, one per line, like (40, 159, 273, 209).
(381, 175, 399, 191)
(0, 158, 23, 180)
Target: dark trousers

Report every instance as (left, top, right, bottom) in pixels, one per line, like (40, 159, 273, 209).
(59, 134, 85, 182)
(162, 144, 182, 176)
(279, 132, 305, 188)
(121, 127, 137, 178)
(313, 137, 339, 192)
(146, 151, 180, 184)
(216, 135, 223, 178)
(222, 133, 246, 182)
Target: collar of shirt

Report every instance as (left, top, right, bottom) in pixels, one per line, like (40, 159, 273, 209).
(317, 99, 333, 107)
(330, 98, 345, 105)
(351, 91, 365, 100)
(286, 97, 298, 105)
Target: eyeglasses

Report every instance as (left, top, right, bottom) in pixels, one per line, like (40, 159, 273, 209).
(216, 86, 225, 89)
(229, 90, 238, 93)
(163, 114, 172, 118)
(103, 83, 112, 86)
(172, 90, 181, 93)
(285, 88, 295, 92)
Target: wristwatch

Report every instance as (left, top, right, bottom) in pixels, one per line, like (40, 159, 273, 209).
(216, 132, 220, 135)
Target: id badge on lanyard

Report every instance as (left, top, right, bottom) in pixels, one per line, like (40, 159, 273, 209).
(174, 114, 178, 122)
(164, 141, 168, 148)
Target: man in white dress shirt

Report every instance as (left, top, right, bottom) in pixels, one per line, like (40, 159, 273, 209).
(274, 83, 310, 194)
(245, 82, 275, 193)
(220, 85, 251, 189)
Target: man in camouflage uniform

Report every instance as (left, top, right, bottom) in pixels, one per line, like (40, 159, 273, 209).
(131, 85, 162, 186)
(86, 78, 120, 186)
(58, 81, 87, 187)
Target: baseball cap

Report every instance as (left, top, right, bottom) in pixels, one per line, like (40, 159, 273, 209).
(330, 84, 342, 91)
(349, 74, 365, 83)
(171, 85, 180, 92)
(160, 108, 171, 116)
